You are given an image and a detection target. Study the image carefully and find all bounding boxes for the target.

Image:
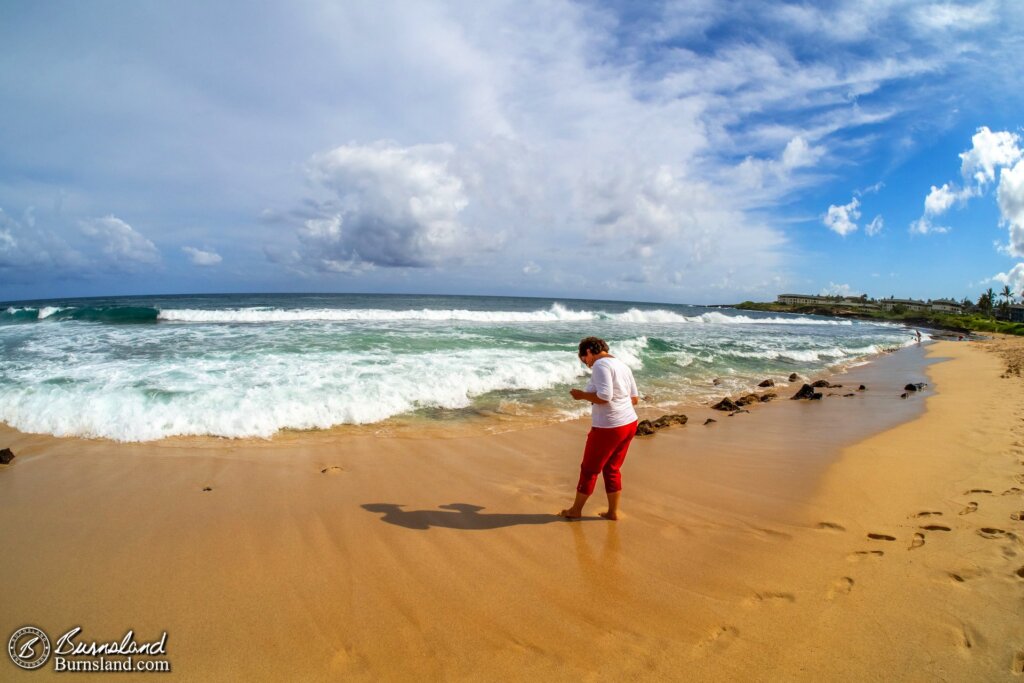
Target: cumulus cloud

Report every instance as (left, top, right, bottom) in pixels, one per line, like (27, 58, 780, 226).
(924, 183, 961, 215)
(997, 158, 1024, 257)
(911, 126, 1022, 237)
(79, 215, 160, 266)
(991, 262, 1024, 296)
(292, 142, 478, 271)
(959, 126, 1022, 188)
(182, 246, 222, 266)
(865, 215, 884, 236)
(824, 197, 860, 236)
(820, 282, 855, 297)
(0, 207, 86, 276)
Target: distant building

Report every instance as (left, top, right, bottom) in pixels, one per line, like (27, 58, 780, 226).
(1008, 304, 1024, 323)
(929, 299, 963, 314)
(777, 294, 832, 306)
(879, 297, 929, 312)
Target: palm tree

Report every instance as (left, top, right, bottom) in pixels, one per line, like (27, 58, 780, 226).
(997, 285, 1012, 317)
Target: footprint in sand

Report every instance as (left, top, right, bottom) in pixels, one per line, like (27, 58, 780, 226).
(816, 522, 846, 531)
(913, 511, 943, 518)
(201, 486, 213, 492)
(920, 525, 952, 532)
(745, 591, 795, 606)
(909, 533, 925, 550)
(827, 576, 854, 599)
(959, 502, 979, 515)
(847, 550, 885, 562)
(1011, 512, 1024, 521)
(978, 527, 1009, 539)
(867, 533, 896, 541)
(320, 466, 345, 474)
(1013, 649, 1024, 675)
(691, 626, 739, 657)
(964, 489, 992, 495)
(954, 624, 980, 652)
(1016, 566, 1024, 580)
(1004, 488, 1023, 496)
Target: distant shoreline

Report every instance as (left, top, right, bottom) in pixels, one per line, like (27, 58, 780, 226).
(734, 300, 1024, 336)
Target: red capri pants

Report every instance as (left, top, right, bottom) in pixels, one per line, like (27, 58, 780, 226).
(577, 420, 638, 495)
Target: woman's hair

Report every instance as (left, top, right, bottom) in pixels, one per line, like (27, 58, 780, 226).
(578, 336, 609, 357)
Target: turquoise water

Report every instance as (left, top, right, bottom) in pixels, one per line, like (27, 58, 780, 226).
(0, 293, 917, 441)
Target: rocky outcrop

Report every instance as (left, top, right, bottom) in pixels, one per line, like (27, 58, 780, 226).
(904, 382, 927, 392)
(652, 414, 688, 429)
(788, 373, 799, 382)
(758, 378, 775, 387)
(0, 448, 13, 464)
(791, 384, 823, 400)
(636, 420, 657, 436)
(735, 394, 760, 406)
(636, 413, 689, 436)
(759, 392, 777, 402)
(712, 397, 740, 411)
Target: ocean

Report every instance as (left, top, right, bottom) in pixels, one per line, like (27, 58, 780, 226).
(0, 293, 919, 442)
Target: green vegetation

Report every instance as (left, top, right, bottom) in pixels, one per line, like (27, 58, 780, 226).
(734, 301, 1024, 336)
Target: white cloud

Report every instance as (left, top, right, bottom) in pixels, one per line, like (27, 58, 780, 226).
(913, 1, 998, 33)
(182, 246, 222, 266)
(923, 182, 960, 215)
(823, 197, 860, 236)
(997, 158, 1024, 257)
(909, 216, 950, 235)
(79, 215, 160, 266)
(297, 142, 476, 270)
(865, 214, 884, 236)
(522, 261, 540, 275)
(959, 126, 1022, 188)
(911, 126, 1021, 237)
(991, 263, 1024, 296)
(780, 136, 823, 169)
(820, 282, 855, 297)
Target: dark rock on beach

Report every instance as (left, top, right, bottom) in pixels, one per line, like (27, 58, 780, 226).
(704, 418, 717, 425)
(759, 392, 777, 402)
(811, 379, 830, 388)
(636, 420, 657, 436)
(652, 414, 688, 429)
(858, 385, 867, 391)
(904, 382, 927, 392)
(712, 378, 722, 386)
(758, 378, 775, 387)
(0, 448, 13, 464)
(735, 394, 759, 406)
(791, 384, 820, 400)
(712, 397, 740, 411)
(788, 373, 799, 382)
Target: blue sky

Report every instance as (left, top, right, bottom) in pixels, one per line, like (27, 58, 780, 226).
(2, 0, 1023, 305)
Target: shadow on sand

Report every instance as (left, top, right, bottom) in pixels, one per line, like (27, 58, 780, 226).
(361, 503, 591, 530)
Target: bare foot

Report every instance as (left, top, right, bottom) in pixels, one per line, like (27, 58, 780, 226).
(598, 510, 619, 520)
(560, 509, 582, 519)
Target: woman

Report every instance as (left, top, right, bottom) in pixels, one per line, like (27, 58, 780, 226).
(560, 336, 639, 520)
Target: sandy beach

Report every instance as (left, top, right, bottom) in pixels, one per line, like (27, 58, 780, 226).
(2, 337, 1023, 681)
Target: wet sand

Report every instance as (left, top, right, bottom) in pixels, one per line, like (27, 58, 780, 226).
(1, 339, 1022, 680)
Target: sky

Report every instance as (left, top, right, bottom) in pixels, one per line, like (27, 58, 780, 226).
(2, 0, 1024, 306)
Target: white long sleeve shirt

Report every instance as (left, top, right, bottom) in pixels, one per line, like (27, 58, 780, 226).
(585, 356, 639, 428)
